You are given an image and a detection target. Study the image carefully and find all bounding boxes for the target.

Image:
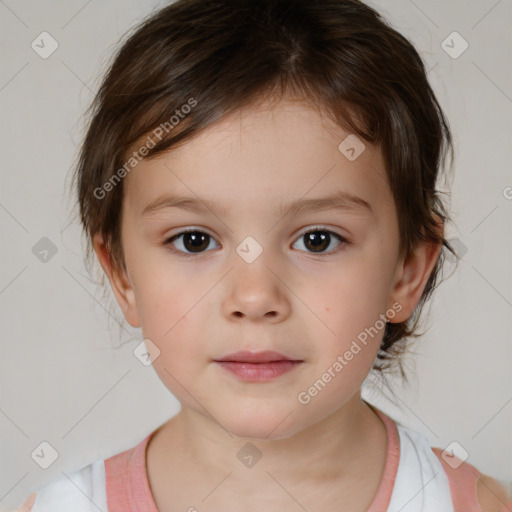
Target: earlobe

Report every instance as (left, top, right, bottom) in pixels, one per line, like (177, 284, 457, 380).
(387, 230, 444, 324)
(92, 233, 141, 328)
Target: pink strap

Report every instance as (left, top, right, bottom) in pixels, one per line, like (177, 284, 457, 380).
(366, 404, 401, 511)
(14, 492, 37, 512)
(432, 447, 481, 510)
(432, 447, 512, 512)
(105, 404, 401, 512)
(104, 433, 158, 512)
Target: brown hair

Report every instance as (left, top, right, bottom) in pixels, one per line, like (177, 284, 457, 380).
(70, 0, 457, 384)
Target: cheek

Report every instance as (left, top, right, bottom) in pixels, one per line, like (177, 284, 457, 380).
(305, 260, 390, 362)
(319, 262, 388, 324)
(138, 281, 206, 343)
(137, 282, 210, 396)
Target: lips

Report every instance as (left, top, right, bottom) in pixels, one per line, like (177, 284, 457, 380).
(213, 350, 304, 382)
(214, 350, 301, 363)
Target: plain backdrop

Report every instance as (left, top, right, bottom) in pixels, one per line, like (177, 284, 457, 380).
(1, 0, 511, 510)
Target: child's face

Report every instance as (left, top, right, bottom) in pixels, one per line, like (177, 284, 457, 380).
(97, 96, 427, 439)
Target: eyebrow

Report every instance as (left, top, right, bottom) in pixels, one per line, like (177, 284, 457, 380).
(142, 190, 374, 218)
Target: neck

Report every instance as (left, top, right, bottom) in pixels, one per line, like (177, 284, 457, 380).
(157, 393, 385, 486)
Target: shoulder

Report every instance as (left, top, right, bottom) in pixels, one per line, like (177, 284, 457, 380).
(476, 473, 512, 512)
(13, 460, 107, 512)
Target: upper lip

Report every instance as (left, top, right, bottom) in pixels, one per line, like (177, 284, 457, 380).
(214, 350, 301, 363)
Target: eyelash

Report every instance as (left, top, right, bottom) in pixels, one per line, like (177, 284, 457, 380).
(163, 226, 350, 259)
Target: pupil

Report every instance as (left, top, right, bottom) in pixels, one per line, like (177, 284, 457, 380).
(305, 231, 329, 252)
(184, 232, 209, 252)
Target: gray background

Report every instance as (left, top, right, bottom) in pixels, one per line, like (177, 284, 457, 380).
(1, 0, 511, 509)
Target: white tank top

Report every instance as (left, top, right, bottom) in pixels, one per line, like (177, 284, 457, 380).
(18, 410, 474, 511)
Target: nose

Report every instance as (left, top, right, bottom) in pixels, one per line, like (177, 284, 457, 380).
(222, 254, 291, 323)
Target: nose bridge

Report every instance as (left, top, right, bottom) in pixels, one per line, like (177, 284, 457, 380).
(223, 234, 290, 321)
(232, 234, 276, 292)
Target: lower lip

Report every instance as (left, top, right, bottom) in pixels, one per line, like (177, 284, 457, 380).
(214, 361, 302, 381)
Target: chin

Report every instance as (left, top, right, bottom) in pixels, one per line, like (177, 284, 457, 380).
(220, 407, 302, 441)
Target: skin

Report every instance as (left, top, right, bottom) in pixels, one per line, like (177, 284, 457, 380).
(93, 95, 444, 511)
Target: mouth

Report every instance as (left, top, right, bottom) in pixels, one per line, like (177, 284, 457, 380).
(213, 351, 304, 382)
(213, 350, 302, 363)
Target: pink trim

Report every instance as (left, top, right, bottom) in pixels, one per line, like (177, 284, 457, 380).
(366, 403, 401, 512)
(105, 432, 159, 512)
(432, 447, 512, 512)
(105, 403, 400, 511)
(432, 447, 481, 511)
(14, 492, 37, 512)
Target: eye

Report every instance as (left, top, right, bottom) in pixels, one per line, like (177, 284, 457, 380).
(292, 227, 348, 255)
(164, 226, 349, 258)
(165, 229, 219, 256)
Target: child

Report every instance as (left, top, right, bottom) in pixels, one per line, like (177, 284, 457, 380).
(14, 0, 511, 511)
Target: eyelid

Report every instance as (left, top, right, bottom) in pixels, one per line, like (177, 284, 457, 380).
(164, 226, 216, 242)
(295, 224, 348, 239)
(164, 226, 218, 244)
(164, 225, 348, 242)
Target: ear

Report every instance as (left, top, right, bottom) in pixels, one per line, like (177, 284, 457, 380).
(387, 219, 444, 323)
(92, 233, 141, 328)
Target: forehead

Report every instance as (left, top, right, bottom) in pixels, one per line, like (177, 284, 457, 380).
(122, 97, 394, 220)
